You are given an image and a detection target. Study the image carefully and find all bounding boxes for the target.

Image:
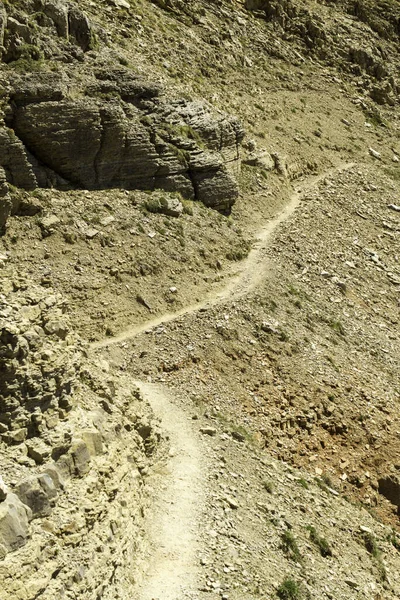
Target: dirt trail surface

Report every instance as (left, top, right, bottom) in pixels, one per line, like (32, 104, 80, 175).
(133, 381, 205, 600)
(93, 162, 358, 598)
(92, 162, 355, 350)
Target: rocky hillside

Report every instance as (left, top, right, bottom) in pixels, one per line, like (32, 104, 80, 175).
(1, 1, 400, 599)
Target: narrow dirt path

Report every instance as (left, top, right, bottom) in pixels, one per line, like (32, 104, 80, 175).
(92, 162, 354, 350)
(93, 162, 355, 598)
(133, 381, 205, 600)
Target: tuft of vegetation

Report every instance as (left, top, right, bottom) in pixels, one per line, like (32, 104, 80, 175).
(361, 531, 388, 582)
(182, 200, 194, 215)
(314, 474, 336, 494)
(8, 44, 45, 72)
(298, 478, 309, 489)
(279, 329, 290, 342)
(281, 530, 302, 563)
(329, 319, 345, 336)
(277, 578, 301, 600)
(306, 525, 333, 557)
(363, 531, 380, 558)
(387, 531, 400, 552)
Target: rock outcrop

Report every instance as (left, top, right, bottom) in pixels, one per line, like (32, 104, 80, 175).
(0, 1, 244, 234)
(244, 0, 399, 104)
(0, 0, 96, 64)
(0, 69, 243, 218)
(0, 493, 31, 557)
(379, 474, 400, 513)
(0, 273, 163, 598)
(0, 281, 82, 447)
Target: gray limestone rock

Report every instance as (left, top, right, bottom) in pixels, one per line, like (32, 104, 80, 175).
(68, 7, 94, 51)
(2, 69, 244, 213)
(26, 438, 51, 465)
(70, 439, 91, 476)
(0, 493, 31, 553)
(378, 474, 400, 511)
(43, 0, 69, 38)
(16, 473, 57, 519)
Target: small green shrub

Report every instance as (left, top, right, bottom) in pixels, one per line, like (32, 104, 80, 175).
(182, 200, 194, 215)
(277, 578, 301, 600)
(144, 197, 162, 213)
(387, 531, 400, 552)
(330, 320, 345, 336)
(281, 531, 302, 563)
(19, 44, 43, 61)
(298, 478, 309, 489)
(363, 532, 380, 558)
(306, 525, 333, 557)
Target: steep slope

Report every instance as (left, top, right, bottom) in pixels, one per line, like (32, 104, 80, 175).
(0, 1, 400, 599)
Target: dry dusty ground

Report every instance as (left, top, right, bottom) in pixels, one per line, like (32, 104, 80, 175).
(1, 1, 400, 598)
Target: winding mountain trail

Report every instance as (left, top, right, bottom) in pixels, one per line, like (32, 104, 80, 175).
(92, 162, 354, 350)
(93, 162, 355, 598)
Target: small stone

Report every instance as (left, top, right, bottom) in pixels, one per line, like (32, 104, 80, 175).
(231, 430, 245, 442)
(43, 318, 69, 339)
(369, 147, 381, 159)
(345, 579, 359, 590)
(100, 215, 115, 226)
(26, 439, 51, 465)
(360, 525, 372, 534)
(224, 495, 239, 510)
(3, 428, 28, 444)
(200, 427, 217, 436)
(39, 215, 60, 230)
(113, 0, 130, 7)
(388, 204, 400, 212)
(169, 287, 178, 293)
(86, 228, 99, 239)
(261, 320, 280, 334)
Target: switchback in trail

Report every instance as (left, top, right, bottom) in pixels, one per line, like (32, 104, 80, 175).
(93, 163, 356, 599)
(92, 162, 355, 350)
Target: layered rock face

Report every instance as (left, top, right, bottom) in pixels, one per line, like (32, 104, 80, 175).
(0, 69, 243, 219)
(0, 275, 162, 596)
(0, 0, 244, 228)
(5, 70, 243, 211)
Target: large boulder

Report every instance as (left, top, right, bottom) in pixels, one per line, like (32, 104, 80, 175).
(0, 493, 31, 556)
(378, 474, 400, 512)
(16, 474, 57, 519)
